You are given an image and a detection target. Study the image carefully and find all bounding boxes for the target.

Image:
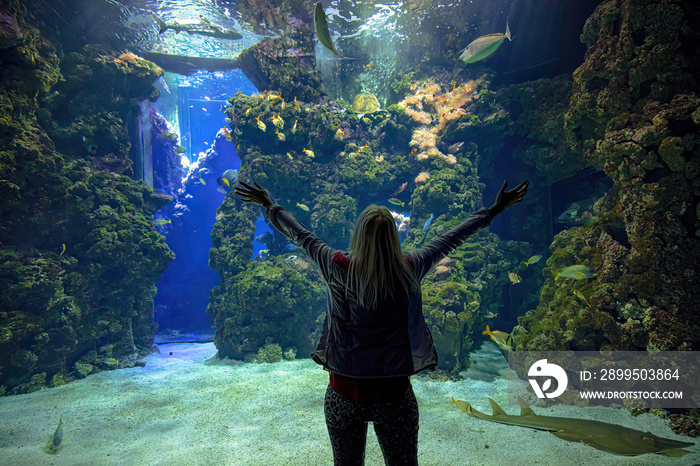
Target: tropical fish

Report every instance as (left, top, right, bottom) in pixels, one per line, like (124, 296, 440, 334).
(42, 90, 60, 102)
(60, 244, 66, 256)
(245, 107, 251, 116)
(199, 177, 206, 185)
(160, 130, 178, 140)
(259, 249, 270, 259)
(524, 255, 543, 267)
(424, 213, 434, 230)
(256, 116, 266, 132)
(451, 397, 696, 457)
(173, 145, 187, 154)
(276, 130, 286, 141)
(389, 198, 405, 207)
(287, 152, 293, 161)
(216, 169, 238, 193)
(447, 142, 464, 154)
(314, 2, 341, 57)
(216, 168, 238, 191)
(292, 120, 298, 133)
(508, 272, 522, 284)
(256, 231, 274, 243)
(153, 218, 171, 226)
(283, 243, 298, 252)
(482, 325, 513, 350)
(285, 255, 298, 262)
(558, 201, 597, 227)
(335, 128, 345, 139)
(296, 202, 310, 211)
(555, 265, 597, 280)
(53, 416, 64, 447)
(271, 113, 284, 129)
(557, 202, 580, 224)
(103, 357, 119, 367)
(392, 181, 408, 196)
(303, 148, 315, 158)
(223, 126, 232, 141)
(574, 289, 592, 307)
(460, 21, 512, 64)
(150, 11, 243, 40)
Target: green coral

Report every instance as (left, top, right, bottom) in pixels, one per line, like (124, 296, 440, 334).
(0, 15, 173, 396)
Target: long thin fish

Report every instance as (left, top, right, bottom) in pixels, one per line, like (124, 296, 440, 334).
(314, 2, 341, 57)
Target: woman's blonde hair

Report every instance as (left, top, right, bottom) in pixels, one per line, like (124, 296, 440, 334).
(348, 205, 419, 308)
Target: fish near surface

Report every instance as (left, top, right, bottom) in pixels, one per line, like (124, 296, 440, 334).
(314, 2, 341, 57)
(460, 21, 512, 64)
(451, 397, 696, 457)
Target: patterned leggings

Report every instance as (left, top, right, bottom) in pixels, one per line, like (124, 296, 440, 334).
(324, 384, 419, 466)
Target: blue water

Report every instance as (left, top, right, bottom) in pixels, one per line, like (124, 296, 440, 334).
(154, 69, 267, 337)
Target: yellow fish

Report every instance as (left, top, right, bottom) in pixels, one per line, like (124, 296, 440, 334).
(508, 272, 521, 284)
(199, 178, 206, 185)
(524, 254, 542, 267)
(482, 325, 513, 349)
(574, 289, 592, 307)
(276, 130, 286, 141)
(103, 357, 119, 367)
(388, 198, 404, 207)
(303, 148, 314, 158)
(296, 202, 310, 211)
(245, 107, 251, 116)
(287, 152, 293, 161)
(256, 116, 266, 132)
(59, 244, 66, 256)
(223, 126, 232, 141)
(292, 120, 298, 133)
(153, 218, 171, 226)
(272, 113, 284, 129)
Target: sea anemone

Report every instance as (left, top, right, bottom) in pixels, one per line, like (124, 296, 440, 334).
(414, 171, 430, 183)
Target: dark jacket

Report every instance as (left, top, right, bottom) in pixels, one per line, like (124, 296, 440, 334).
(266, 204, 492, 378)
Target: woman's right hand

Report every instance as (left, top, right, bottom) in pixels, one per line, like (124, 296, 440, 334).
(489, 180, 529, 216)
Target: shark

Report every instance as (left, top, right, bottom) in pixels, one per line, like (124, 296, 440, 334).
(451, 396, 696, 457)
(150, 11, 242, 40)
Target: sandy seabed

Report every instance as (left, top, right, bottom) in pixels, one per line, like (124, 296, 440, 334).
(0, 342, 697, 466)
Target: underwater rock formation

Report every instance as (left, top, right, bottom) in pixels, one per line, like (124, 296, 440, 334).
(0, 4, 173, 395)
(236, 28, 325, 103)
(497, 75, 588, 183)
(207, 72, 528, 372)
(515, 0, 700, 354)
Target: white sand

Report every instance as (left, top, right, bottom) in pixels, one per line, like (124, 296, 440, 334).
(0, 342, 697, 465)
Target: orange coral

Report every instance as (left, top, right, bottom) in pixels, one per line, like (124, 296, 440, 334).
(400, 80, 477, 166)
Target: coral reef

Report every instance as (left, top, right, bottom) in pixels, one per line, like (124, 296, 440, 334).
(515, 0, 700, 355)
(236, 28, 325, 103)
(206, 71, 527, 372)
(0, 6, 173, 395)
(398, 79, 478, 165)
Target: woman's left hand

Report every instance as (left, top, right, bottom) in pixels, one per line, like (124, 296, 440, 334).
(234, 181, 273, 209)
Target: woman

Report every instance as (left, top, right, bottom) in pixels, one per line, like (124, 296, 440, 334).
(234, 180, 529, 466)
